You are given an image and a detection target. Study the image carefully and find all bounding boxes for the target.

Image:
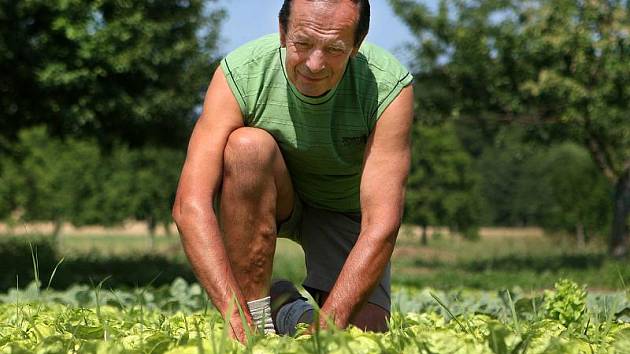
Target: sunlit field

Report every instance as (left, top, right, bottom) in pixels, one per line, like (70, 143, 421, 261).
(1, 227, 628, 352)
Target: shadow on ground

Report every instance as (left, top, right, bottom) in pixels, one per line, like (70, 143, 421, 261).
(411, 253, 607, 272)
(0, 236, 196, 291)
(461, 253, 607, 272)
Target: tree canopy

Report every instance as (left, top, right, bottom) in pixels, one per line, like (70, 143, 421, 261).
(391, 0, 630, 256)
(405, 122, 482, 242)
(0, 0, 225, 150)
(0, 0, 224, 242)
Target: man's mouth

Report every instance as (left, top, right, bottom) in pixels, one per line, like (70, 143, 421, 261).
(299, 72, 327, 82)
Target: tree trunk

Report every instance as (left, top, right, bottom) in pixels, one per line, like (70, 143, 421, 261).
(51, 219, 62, 249)
(421, 225, 428, 246)
(147, 217, 157, 251)
(163, 222, 172, 237)
(576, 222, 585, 249)
(610, 170, 630, 258)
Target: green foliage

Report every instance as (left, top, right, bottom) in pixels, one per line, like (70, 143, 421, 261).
(392, 231, 630, 290)
(1, 0, 225, 149)
(2, 127, 184, 238)
(477, 126, 553, 226)
(476, 127, 611, 235)
(1, 279, 628, 353)
(0, 154, 22, 221)
(98, 145, 137, 226)
(13, 126, 105, 230)
(391, 0, 630, 253)
(405, 122, 482, 239)
(541, 143, 612, 236)
(130, 147, 184, 234)
(1, 0, 222, 236)
(542, 279, 587, 328)
(102, 145, 184, 233)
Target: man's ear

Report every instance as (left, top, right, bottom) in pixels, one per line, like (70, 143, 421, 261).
(279, 22, 287, 47)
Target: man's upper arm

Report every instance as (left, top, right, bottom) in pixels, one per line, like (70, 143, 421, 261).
(360, 84, 414, 234)
(174, 67, 244, 215)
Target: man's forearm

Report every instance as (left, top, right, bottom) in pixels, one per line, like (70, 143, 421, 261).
(174, 205, 252, 322)
(320, 225, 398, 327)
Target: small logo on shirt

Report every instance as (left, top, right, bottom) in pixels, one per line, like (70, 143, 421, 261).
(341, 135, 367, 146)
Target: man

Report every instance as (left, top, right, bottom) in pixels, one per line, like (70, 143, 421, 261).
(172, 0, 413, 342)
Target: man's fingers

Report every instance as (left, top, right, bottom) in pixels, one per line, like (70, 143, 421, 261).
(305, 313, 329, 334)
(228, 316, 256, 344)
(228, 323, 247, 344)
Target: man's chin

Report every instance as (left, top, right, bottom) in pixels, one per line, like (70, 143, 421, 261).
(296, 85, 329, 98)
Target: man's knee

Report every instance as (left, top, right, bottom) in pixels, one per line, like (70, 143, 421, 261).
(224, 127, 278, 172)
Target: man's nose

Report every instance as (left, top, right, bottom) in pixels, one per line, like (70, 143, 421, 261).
(305, 49, 326, 73)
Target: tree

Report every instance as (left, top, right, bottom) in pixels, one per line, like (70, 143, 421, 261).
(98, 145, 138, 227)
(405, 122, 483, 244)
(0, 154, 22, 224)
(102, 145, 184, 249)
(390, 0, 630, 256)
(1, 0, 225, 246)
(476, 126, 554, 227)
(0, 0, 225, 151)
(6, 127, 185, 249)
(476, 126, 612, 244)
(12, 127, 104, 244)
(131, 147, 184, 248)
(541, 143, 612, 246)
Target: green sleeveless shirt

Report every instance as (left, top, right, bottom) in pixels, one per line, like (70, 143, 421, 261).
(220, 34, 412, 212)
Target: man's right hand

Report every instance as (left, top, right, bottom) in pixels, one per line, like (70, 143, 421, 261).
(226, 309, 256, 343)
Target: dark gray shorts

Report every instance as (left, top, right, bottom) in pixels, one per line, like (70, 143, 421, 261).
(277, 197, 391, 312)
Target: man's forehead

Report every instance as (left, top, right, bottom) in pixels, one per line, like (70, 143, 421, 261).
(290, 30, 349, 48)
(300, 0, 356, 5)
(289, 0, 360, 22)
(287, 0, 359, 32)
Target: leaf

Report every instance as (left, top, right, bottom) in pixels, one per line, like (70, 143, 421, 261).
(69, 325, 105, 340)
(486, 321, 510, 354)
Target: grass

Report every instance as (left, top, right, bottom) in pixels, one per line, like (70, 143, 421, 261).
(1, 229, 628, 353)
(57, 233, 182, 257)
(392, 226, 629, 291)
(272, 239, 306, 284)
(58, 233, 308, 285)
(2, 226, 627, 292)
(59, 235, 308, 285)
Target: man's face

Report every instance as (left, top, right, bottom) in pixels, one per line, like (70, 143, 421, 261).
(280, 0, 360, 97)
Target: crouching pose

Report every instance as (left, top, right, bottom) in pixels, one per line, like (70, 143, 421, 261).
(172, 0, 413, 342)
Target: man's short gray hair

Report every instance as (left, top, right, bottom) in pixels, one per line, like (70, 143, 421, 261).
(278, 0, 370, 46)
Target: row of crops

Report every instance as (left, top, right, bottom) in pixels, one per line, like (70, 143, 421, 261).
(1, 278, 629, 353)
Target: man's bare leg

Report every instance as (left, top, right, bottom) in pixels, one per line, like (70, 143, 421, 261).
(220, 127, 386, 333)
(220, 127, 294, 301)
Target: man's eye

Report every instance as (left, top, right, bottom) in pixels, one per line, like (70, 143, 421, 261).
(295, 42, 310, 49)
(327, 47, 344, 54)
